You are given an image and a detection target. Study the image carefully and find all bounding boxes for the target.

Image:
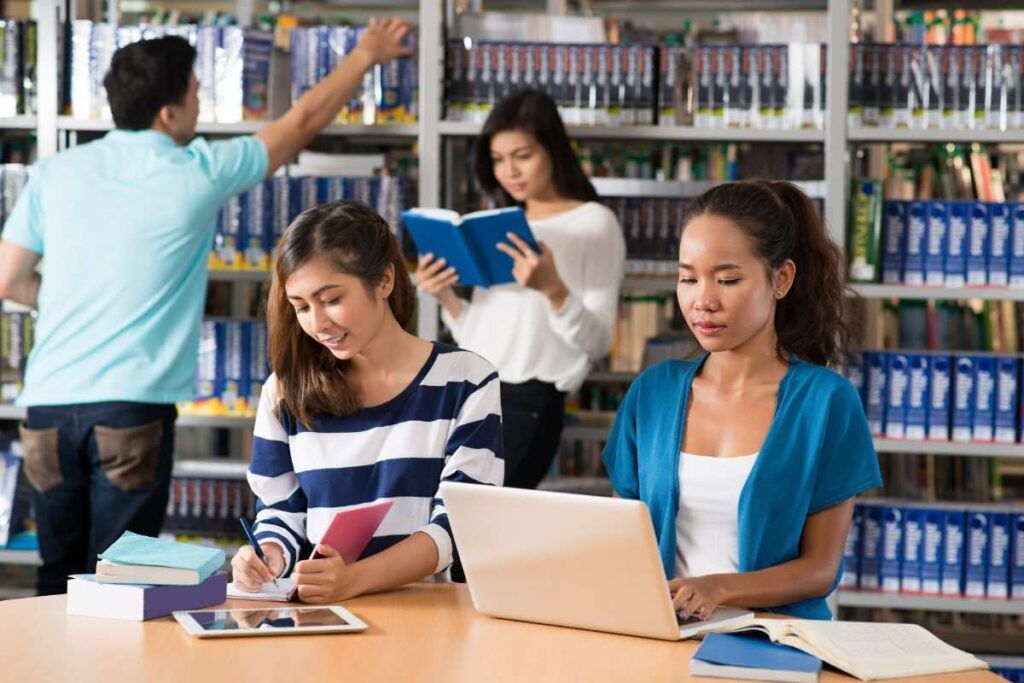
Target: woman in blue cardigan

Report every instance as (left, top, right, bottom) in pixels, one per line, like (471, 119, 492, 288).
(601, 180, 882, 621)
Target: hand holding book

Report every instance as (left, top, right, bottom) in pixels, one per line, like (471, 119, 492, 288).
(495, 233, 570, 310)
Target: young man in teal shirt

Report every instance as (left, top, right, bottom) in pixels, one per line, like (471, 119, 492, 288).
(0, 18, 410, 595)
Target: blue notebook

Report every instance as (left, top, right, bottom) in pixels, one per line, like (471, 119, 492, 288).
(402, 207, 540, 287)
(691, 632, 822, 683)
(97, 531, 225, 584)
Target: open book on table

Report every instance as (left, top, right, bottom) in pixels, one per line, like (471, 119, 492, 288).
(715, 618, 989, 681)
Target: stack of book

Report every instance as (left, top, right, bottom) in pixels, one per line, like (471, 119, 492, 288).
(67, 531, 227, 621)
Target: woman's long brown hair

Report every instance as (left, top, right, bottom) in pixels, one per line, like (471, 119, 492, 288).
(267, 201, 415, 427)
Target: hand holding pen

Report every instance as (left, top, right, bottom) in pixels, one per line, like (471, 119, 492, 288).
(235, 516, 283, 590)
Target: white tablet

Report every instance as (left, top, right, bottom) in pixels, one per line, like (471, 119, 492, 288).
(172, 605, 368, 638)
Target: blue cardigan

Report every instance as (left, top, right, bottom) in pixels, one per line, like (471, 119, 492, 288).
(601, 355, 882, 620)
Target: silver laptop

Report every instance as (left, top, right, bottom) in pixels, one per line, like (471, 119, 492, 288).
(440, 482, 754, 641)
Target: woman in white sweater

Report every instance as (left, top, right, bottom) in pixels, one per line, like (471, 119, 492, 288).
(418, 90, 625, 489)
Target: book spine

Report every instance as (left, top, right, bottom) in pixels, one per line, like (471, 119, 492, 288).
(901, 506, 925, 593)
(928, 355, 952, 441)
(967, 202, 991, 286)
(972, 355, 996, 443)
(921, 507, 944, 595)
(946, 201, 969, 287)
(924, 200, 948, 287)
(989, 203, 1011, 286)
(964, 509, 989, 598)
(988, 509, 1011, 599)
(995, 357, 1019, 444)
(885, 353, 909, 439)
(952, 356, 976, 443)
(942, 508, 966, 596)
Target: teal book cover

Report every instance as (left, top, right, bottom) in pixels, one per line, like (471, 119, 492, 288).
(98, 531, 225, 581)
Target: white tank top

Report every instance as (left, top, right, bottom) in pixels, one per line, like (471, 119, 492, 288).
(675, 451, 759, 579)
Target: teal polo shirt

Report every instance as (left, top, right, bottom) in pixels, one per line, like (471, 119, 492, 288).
(601, 354, 883, 620)
(1, 130, 268, 406)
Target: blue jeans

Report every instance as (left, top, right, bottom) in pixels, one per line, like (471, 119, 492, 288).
(20, 402, 176, 595)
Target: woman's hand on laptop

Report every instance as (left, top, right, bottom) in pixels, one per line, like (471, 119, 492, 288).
(294, 543, 360, 604)
(669, 576, 725, 621)
(231, 542, 286, 591)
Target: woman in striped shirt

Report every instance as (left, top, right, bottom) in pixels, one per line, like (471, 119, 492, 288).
(231, 201, 504, 603)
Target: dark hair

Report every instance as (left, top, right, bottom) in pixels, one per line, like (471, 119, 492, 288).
(268, 201, 416, 427)
(104, 36, 196, 131)
(682, 180, 849, 367)
(474, 90, 599, 206)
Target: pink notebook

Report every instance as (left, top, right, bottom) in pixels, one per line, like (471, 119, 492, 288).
(312, 499, 395, 563)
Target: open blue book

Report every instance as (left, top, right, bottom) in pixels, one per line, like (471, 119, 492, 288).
(402, 207, 539, 287)
(96, 531, 225, 586)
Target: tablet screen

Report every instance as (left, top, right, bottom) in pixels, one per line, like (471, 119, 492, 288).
(187, 607, 354, 632)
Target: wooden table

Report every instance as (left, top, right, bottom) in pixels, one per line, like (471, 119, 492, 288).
(0, 583, 1002, 682)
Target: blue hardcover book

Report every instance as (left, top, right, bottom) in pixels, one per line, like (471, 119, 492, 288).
(989, 202, 1011, 286)
(881, 505, 904, 593)
(402, 207, 540, 287)
(942, 507, 966, 596)
(901, 506, 925, 593)
(965, 509, 989, 598)
(865, 352, 888, 436)
(860, 502, 884, 590)
(906, 354, 930, 440)
(967, 202, 991, 286)
(884, 354, 909, 439)
(921, 506, 944, 595)
(842, 504, 863, 588)
(1012, 203, 1024, 288)
(928, 355, 952, 440)
(972, 355, 996, 442)
(924, 201, 948, 287)
(1012, 511, 1024, 599)
(97, 531, 225, 585)
(904, 201, 928, 285)
(945, 201, 969, 287)
(952, 356, 976, 442)
(691, 633, 822, 683)
(988, 508, 1011, 599)
(995, 356, 1019, 444)
(882, 200, 907, 284)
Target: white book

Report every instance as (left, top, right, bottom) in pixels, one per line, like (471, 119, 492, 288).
(730, 619, 989, 681)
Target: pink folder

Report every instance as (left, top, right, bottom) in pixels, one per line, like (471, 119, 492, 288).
(311, 499, 395, 564)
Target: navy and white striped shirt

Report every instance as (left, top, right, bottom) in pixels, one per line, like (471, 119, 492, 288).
(248, 343, 504, 576)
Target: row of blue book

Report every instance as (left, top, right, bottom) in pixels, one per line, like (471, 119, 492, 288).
(849, 43, 1024, 131)
(291, 25, 417, 125)
(166, 475, 256, 537)
(67, 531, 227, 621)
(842, 500, 1024, 600)
(877, 199, 1024, 287)
(844, 350, 1024, 444)
(212, 175, 407, 271)
(187, 320, 267, 417)
(69, 21, 272, 122)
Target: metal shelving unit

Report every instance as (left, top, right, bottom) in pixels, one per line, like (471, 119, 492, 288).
(837, 590, 1024, 615)
(438, 120, 827, 143)
(208, 269, 271, 283)
(852, 284, 1024, 301)
(849, 127, 1024, 144)
(54, 116, 420, 139)
(0, 549, 41, 566)
(873, 439, 1024, 459)
(0, 116, 38, 130)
